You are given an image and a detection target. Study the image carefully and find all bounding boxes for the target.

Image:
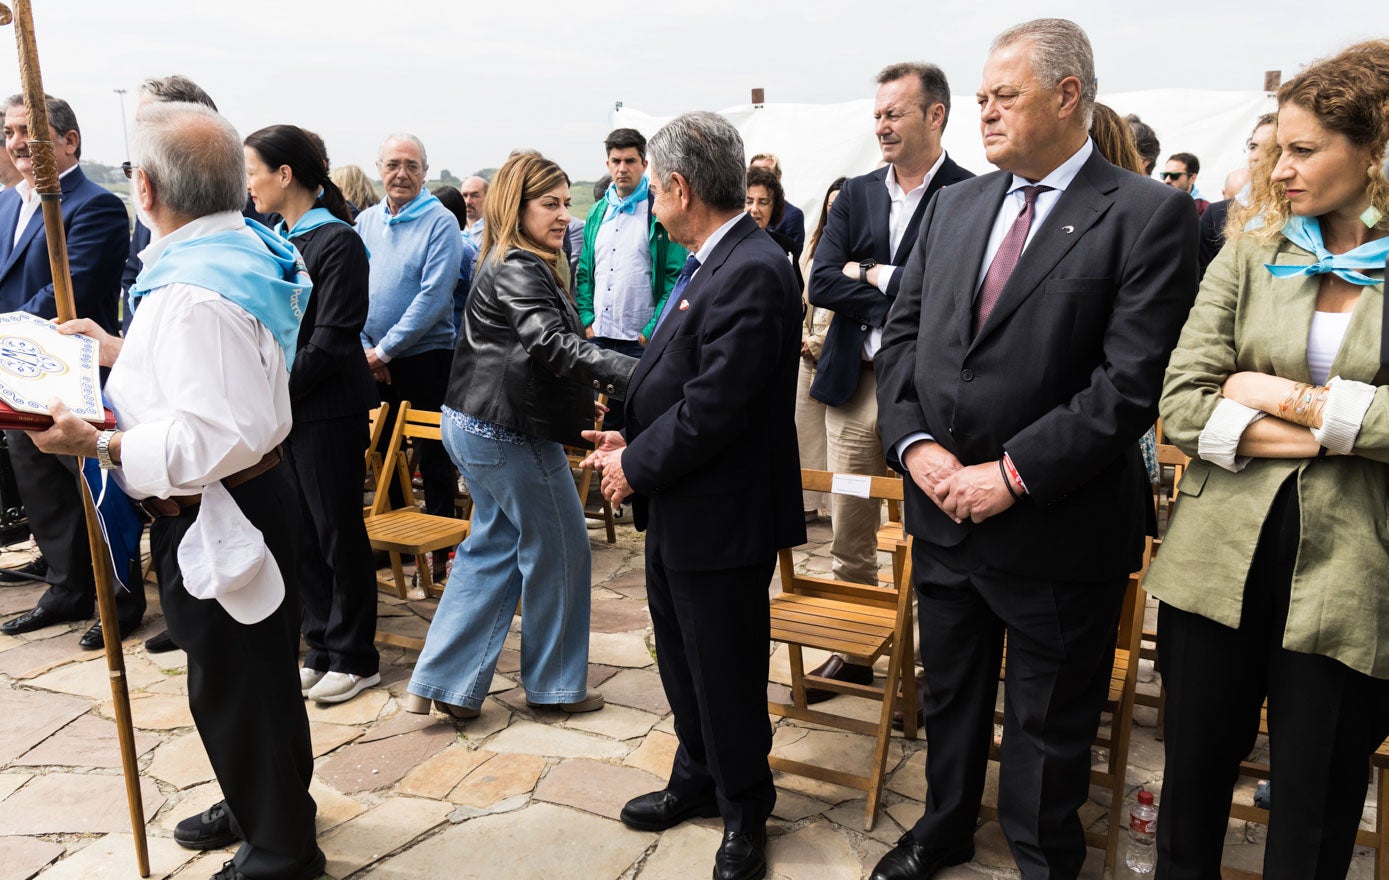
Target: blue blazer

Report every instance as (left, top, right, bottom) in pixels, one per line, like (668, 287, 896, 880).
(621, 214, 806, 571)
(0, 166, 128, 333)
(807, 156, 974, 407)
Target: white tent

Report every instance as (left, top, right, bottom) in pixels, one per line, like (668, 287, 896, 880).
(612, 89, 1275, 237)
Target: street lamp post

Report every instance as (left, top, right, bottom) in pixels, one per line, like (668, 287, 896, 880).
(112, 87, 129, 161)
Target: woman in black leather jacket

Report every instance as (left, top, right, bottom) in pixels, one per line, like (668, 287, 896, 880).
(405, 154, 636, 719)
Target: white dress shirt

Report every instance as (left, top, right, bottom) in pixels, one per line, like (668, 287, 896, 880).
(107, 210, 292, 499)
(591, 198, 655, 339)
(866, 151, 947, 360)
(12, 165, 77, 248)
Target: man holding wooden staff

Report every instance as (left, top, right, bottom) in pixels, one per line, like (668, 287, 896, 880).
(30, 101, 323, 880)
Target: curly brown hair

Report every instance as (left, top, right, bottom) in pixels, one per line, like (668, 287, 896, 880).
(1233, 39, 1389, 244)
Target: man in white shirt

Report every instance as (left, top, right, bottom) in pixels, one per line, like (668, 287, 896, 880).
(460, 175, 487, 248)
(804, 63, 974, 698)
(32, 101, 323, 880)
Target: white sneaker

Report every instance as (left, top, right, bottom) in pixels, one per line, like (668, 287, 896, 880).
(300, 667, 326, 694)
(307, 671, 381, 704)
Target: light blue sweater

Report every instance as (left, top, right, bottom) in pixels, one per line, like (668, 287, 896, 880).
(356, 191, 464, 360)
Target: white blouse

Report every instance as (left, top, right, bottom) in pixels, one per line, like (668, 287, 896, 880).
(1307, 310, 1353, 386)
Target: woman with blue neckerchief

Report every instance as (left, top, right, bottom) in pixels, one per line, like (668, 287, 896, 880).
(1144, 40, 1389, 879)
(244, 125, 382, 706)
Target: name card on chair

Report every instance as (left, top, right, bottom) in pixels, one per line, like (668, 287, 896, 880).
(831, 473, 872, 498)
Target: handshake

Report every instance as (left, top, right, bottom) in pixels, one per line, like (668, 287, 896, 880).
(578, 429, 633, 506)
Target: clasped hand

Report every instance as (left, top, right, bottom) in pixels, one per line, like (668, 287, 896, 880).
(579, 429, 633, 506)
(902, 441, 1017, 524)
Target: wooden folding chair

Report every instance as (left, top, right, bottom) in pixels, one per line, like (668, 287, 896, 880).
(979, 537, 1154, 875)
(362, 403, 389, 516)
(564, 394, 615, 544)
(365, 403, 470, 625)
(768, 468, 917, 830)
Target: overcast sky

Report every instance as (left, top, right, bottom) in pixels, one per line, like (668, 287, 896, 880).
(0, 0, 1382, 182)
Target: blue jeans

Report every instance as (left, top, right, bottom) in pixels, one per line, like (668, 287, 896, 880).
(408, 418, 592, 707)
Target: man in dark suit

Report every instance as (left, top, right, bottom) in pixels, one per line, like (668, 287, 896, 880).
(805, 62, 973, 695)
(0, 93, 137, 648)
(582, 111, 803, 880)
(869, 19, 1198, 880)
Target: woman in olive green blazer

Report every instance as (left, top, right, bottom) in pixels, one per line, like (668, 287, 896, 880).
(1144, 39, 1389, 880)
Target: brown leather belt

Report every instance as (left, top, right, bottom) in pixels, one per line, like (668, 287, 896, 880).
(138, 447, 283, 520)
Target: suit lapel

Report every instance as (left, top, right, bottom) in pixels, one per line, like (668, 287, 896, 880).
(864, 167, 891, 263)
(627, 215, 756, 405)
(891, 156, 959, 265)
(952, 173, 1013, 349)
(0, 190, 17, 267)
(968, 153, 1116, 352)
(0, 168, 83, 281)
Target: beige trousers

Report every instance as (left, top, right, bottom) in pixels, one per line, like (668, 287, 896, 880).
(795, 358, 828, 514)
(824, 369, 886, 586)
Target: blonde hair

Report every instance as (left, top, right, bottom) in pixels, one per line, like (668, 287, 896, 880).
(481, 153, 570, 286)
(1231, 39, 1389, 245)
(330, 164, 379, 210)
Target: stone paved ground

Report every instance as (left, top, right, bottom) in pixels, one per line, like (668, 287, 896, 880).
(0, 521, 1381, 880)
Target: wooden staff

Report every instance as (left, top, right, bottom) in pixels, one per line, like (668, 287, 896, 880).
(0, 2, 149, 875)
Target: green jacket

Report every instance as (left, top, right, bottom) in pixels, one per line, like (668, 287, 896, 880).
(1145, 234, 1389, 677)
(575, 193, 688, 340)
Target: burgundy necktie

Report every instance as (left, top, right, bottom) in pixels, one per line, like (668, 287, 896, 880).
(973, 185, 1051, 335)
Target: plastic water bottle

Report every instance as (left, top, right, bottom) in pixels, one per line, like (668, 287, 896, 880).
(1125, 789, 1158, 874)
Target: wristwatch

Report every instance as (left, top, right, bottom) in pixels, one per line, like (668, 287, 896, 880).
(96, 430, 118, 470)
(859, 259, 879, 284)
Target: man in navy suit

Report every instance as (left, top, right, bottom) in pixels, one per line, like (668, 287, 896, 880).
(869, 19, 1198, 879)
(0, 93, 136, 647)
(582, 111, 804, 880)
(804, 62, 974, 696)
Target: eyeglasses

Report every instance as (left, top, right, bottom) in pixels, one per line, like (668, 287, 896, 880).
(379, 160, 423, 174)
(1160, 171, 1189, 181)
(121, 161, 137, 179)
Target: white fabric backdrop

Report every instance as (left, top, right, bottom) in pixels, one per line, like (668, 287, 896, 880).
(612, 90, 1275, 238)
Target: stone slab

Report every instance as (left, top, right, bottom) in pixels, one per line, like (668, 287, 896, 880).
(886, 749, 927, 801)
(599, 668, 670, 714)
(98, 692, 195, 730)
(358, 802, 653, 880)
(147, 731, 216, 788)
(485, 720, 627, 759)
(0, 772, 164, 834)
(447, 752, 544, 809)
(304, 687, 389, 725)
(0, 774, 29, 802)
(766, 821, 860, 880)
(23, 833, 193, 880)
(315, 723, 456, 794)
(533, 759, 663, 820)
(0, 835, 64, 880)
(24, 654, 166, 701)
(0, 635, 88, 679)
(317, 796, 452, 879)
(623, 729, 678, 780)
(153, 780, 224, 834)
(770, 789, 830, 822)
(309, 778, 367, 834)
(13, 714, 158, 769)
(587, 631, 654, 668)
(308, 721, 362, 758)
(564, 703, 660, 741)
(589, 598, 651, 634)
(0, 688, 88, 765)
(636, 822, 724, 879)
(397, 744, 494, 800)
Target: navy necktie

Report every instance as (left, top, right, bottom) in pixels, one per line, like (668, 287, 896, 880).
(655, 254, 701, 330)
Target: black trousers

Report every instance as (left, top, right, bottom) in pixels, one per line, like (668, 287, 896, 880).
(6, 429, 145, 627)
(151, 463, 319, 877)
(908, 537, 1127, 880)
(285, 415, 379, 676)
(374, 347, 455, 519)
(1156, 481, 1389, 880)
(646, 542, 776, 833)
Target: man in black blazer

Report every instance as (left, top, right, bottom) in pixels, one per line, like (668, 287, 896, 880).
(805, 62, 973, 693)
(583, 111, 803, 880)
(870, 19, 1198, 880)
(0, 94, 136, 647)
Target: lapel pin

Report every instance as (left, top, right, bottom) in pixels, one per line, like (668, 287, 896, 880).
(1061, 225, 1075, 234)
(678, 300, 690, 311)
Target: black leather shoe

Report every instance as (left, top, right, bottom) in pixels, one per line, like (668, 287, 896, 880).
(145, 629, 179, 653)
(892, 673, 928, 731)
(0, 556, 47, 585)
(713, 828, 767, 880)
(174, 800, 242, 850)
(79, 618, 140, 650)
(868, 834, 973, 880)
(620, 789, 721, 831)
(210, 848, 325, 880)
(1, 605, 82, 636)
(805, 655, 875, 704)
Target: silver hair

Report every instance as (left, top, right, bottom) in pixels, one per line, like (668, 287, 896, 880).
(4, 92, 82, 159)
(647, 111, 746, 212)
(991, 18, 1097, 128)
(378, 132, 428, 169)
(131, 102, 245, 217)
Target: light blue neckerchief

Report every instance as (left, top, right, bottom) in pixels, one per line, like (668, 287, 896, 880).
(383, 191, 442, 227)
(603, 176, 649, 222)
(275, 205, 350, 239)
(130, 218, 312, 366)
(1265, 215, 1389, 286)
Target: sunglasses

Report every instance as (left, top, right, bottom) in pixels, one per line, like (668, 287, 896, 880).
(1160, 171, 1188, 181)
(122, 161, 137, 179)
